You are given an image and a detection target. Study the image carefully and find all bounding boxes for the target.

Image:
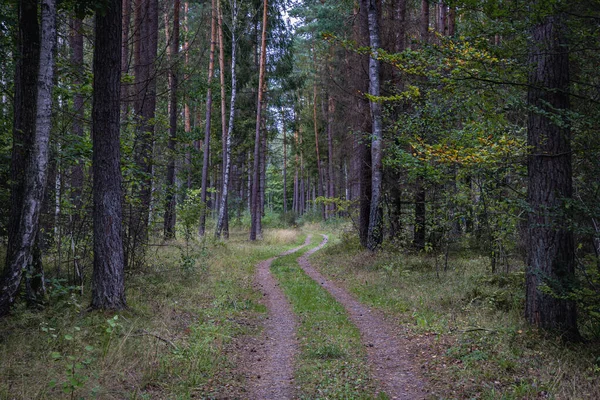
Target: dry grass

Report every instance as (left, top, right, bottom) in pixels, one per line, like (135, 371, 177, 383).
(263, 228, 299, 245)
(0, 227, 306, 399)
(310, 232, 600, 400)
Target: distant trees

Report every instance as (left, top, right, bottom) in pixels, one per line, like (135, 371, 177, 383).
(250, 0, 268, 241)
(0, 0, 597, 339)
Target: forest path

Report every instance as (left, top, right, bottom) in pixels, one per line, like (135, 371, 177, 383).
(298, 234, 427, 399)
(240, 234, 312, 400)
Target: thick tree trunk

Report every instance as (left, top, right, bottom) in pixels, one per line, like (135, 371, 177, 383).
(0, 0, 57, 316)
(250, 0, 268, 240)
(216, 0, 239, 239)
(128, 0, 158, 267)
(91, 0, 126, 310)
(525, 14, 578, 339)
(366, 0, 383, 251)
(164, 0, 180, 239)
(199, 0, 217, 236)
(327, 95, 335, 217)
(2, 0, 39, 316)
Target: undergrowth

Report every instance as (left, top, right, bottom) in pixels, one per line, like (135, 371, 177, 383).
(311, 230, 600, 400)
(0, 228, 304, 399)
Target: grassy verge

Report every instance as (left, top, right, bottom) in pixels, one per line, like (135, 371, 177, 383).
(310, 231, 600, 400)
(270, 238, 379, 399)
(0, 228, 305, 399)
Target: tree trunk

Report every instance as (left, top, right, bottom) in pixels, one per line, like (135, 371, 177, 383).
(216, 0, 239, 239)
(183, 1, 192, 188)
(199, 0, 217, 236)
(356, 0, 372, 248)
(312, 54, 325, 220)
(420, 0, 429, 43)
(121, 0, 131, 117)
(282, 109, 288, 214)
(128, 0, 158, 267)
(164, 0, 180, 239)
(414, 175, 426, 250)
(250, 0, 268, 240)
(91, 0, 126, 310)
(413, 0, 429, 251)
(525, 14, 578, 339)
(70, 17, 84, 211)
(0, 0, 56, 316)
(366, 0, 383, 251)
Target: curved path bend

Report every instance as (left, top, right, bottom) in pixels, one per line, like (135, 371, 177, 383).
(298, 234, 426, 400)
(243, 235, 312, 400)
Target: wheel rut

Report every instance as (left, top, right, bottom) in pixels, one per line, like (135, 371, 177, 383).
(242, 234, 312, 400)
(298, 234, 427, 399)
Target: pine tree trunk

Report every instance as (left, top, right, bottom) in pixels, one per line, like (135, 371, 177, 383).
(525, 14, 578, 339)
(311, 57, 325, 220)
(121, 0, 131, 117)
(327, 95, 335, 217)
(250, 0, 268, 240)
(414, 175, 426, 250)
(420, 0, 429, 43)
(164, 0, 180, 239)
(128, 0, 158, 267)
(70, 17, 84, 211)
(183, 2, 192, 188)
(91, 0, 126, 310)
(413, 0, 429, 251)
(199, 0, 217, 236)
(282, 109, 288, 214)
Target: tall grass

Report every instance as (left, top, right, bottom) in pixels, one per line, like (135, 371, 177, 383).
(0, 228, 304, 399)
(311, 232, 600, 399)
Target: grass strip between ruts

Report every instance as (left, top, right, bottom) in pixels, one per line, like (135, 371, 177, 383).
(270, 236, 382, 400)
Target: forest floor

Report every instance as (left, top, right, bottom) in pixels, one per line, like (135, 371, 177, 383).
(1, 225, 600, 399)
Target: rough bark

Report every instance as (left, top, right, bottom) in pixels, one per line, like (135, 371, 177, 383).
(282, 110, 288, 214)
(366, 0, 383, 251)
(183, 1, 192, 188)
(413, 0, 429, 251)
(216, 0, 239, 239)
(121, 0, 131, 117)
(312, 53, 325, 220)
(420, 0, 429, 43)
(357, 0, 372, 248)
(91, 0, 126, 310)
(525, 14, 578, 339)
(199, 0, 217, 237)
(164, 0, 180, 239)
(70, 17, 84, 210)
(128, 0, 158, 267)
(1, 0, 56, 316)
(250, 0, 268, 240)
